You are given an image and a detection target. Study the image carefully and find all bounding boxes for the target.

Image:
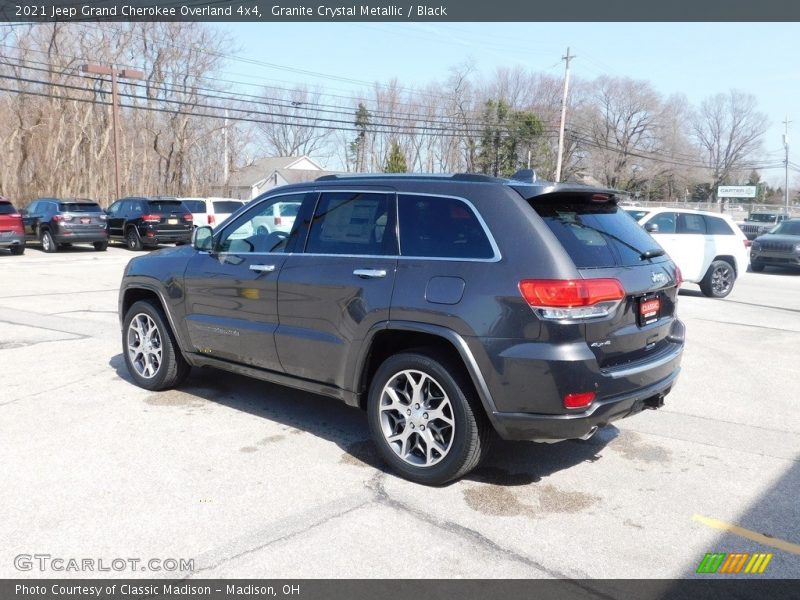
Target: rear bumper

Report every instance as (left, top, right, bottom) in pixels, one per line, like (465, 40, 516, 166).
(0, 231, 25, 248)
(141, 228, 192, 244)
(53, 230, 108, 244)
(491, 369, 679, 441)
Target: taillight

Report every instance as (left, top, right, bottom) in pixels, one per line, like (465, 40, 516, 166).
(52, 214, 63, 222)
(743, 239, 751, 248)
(519, 278, 625, 321)
(275, 216, 283, 226)
(9, 213, 20, 218)
(183, 213, 193, 222)
(674, 266, 683, 288)
(61, 214, 73, 222)
(207, 214, 215, 225)
(142, 214, 161, 223)
(564, 391, 596, 409)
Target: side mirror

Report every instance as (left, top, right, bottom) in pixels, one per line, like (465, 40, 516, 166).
(18, 208, 27, 216)
(192, 226, 214, 252)
(644, 222, 659, 234)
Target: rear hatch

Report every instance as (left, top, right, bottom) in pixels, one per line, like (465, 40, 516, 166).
(0, 200, 23, 235)
(57, 202, 106, 232)
(526, 190, 681, 371)
(145, 200, 193, 232)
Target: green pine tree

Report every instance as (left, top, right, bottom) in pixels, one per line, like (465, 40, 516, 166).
(384, 140, 408, 173)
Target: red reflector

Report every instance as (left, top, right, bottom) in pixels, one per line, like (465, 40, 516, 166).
(674, 266, 683, 288)
(207, 214, 215, 225)
(519, 279, 624, 308)
(142, 214, 161, 223)
(275, 216, 283, 226)
(564, 391, 595, 409)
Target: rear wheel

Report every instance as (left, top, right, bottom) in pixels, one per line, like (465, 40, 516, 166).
(126, 227, 143, 251)
(93, 241, 108, 251)
(10, 244, 24, 255)
(700, 260, 735, 298)
(367, 350, 490, 485)
(122, 299, 190, 391)
(750, 262, 765, 273)
(40, 230, 57, 253)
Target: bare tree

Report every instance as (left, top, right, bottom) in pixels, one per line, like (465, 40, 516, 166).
(256, 85, 332, 158)
(692, 90, 768, 201)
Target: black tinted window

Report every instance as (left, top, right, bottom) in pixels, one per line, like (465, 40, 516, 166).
(146, 200, 184, 212)
(306, 192, 396, 256)
(704, 215, 734, 235)
(533, 195, 662, 268)
(0, 202, 16, 214)
(677, 213, 707, 234)
(399, 194, 493, 259)
(182, 200, 206, 213)
(58, 202, 101, 213)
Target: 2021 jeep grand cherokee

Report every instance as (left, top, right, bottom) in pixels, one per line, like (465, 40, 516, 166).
(119, 173, 685, 484)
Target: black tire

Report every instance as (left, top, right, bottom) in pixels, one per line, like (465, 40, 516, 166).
(700, 260, 735, 298)
(126, 227, 143, 251)
(40, 229, 57, 253)
(750, 262, 765, 273)
(367, 350, 490, 485)
(10, 244, 25, 255)
(122, 299, 190, 391)
(93, 241, 108, 251)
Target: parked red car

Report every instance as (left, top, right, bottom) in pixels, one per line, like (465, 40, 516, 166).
(0, 197, 25, 255)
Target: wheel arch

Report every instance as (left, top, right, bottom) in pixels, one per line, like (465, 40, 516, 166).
(119, 284, 188, 355)
(712, 254, 738, 276)
(353, 321, 499, 427)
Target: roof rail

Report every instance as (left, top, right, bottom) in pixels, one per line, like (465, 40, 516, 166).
(314, 172, 505, 183)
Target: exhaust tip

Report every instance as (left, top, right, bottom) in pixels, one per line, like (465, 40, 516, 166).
(579, 426, 599, 441)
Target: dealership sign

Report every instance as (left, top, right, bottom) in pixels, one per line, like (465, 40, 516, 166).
(718, 186, 757, 198)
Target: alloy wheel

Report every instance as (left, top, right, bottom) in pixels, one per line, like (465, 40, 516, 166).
(126, 313, 163, 379)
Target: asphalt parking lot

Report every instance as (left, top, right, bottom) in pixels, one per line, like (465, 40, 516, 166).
(1, 244, 798, 580)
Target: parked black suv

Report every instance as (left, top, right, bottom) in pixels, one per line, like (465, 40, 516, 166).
(22, 198, 108, 252)
(749, 218, 800, 271)
(106, 196, 193, 250)
(118, 174, 685, 484)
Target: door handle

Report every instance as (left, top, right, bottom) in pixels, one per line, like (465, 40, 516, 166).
(249, 264, 276, 273)
(353, 268, 387, 279)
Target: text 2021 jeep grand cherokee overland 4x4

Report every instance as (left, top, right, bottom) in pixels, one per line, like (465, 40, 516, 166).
(118, 173, 685, 485)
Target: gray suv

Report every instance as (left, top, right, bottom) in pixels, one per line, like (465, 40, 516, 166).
(119, 174, 685, 484)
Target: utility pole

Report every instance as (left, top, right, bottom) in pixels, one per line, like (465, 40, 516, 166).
(555, 47, 575, 183)
(784, 115, 791, 215)
(82, 64, 144, 200)
(223, 108, 229, 194)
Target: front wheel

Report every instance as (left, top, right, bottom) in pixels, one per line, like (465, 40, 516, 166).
(10, 244, 24, 255)
(122, 300, 190, 391)
(367, 351, 490, 485)
(700, 260, 735, 298)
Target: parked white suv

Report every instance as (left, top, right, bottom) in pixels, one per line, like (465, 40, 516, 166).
(627, 208, 749, 298)
(179, 197, 245, 229)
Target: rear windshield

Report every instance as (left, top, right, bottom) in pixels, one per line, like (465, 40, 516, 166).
(59, 202, 101, 212)
(0, 202, 17, 214)
(213, 201, 244, 213)
(146, 200, 185, 212)
(182, 200, 206, 213)
(531, 194, 664, 268)
(277, 202, 300, 217)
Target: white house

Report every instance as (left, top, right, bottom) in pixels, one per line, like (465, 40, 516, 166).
(212, 156, 339, 201)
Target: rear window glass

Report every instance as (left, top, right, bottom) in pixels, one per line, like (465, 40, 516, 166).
(59, 202, 101, 212)
(182, 200, 206, 213)
(704, 216, 734, 235)
(398, 194, 494, 259)
(0, 202, 17, 214)
(147, 200, 185, 212)
(532, 194, 662, 268)
(213, 201, 244, 213)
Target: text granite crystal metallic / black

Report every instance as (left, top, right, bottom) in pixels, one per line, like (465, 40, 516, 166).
(118, 172, 684, 485)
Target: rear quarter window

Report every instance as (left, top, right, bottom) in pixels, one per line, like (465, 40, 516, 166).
(532, 194, 661, 268)
(398, 194, 494, 259)
(0, 202, 17, 214)
(704, 216, 735, 235)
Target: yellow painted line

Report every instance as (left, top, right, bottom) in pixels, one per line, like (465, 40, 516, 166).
(759, 554, 773, 573)
(693, 514, 800, 556)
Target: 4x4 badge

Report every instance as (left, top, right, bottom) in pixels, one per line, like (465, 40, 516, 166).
(651, 271, 668, 285)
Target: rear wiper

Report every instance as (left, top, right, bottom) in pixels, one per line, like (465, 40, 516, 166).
(640, 248, 666, 259)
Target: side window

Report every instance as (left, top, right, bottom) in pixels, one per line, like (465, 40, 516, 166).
(28, 201, 39, 213)
(306, 192, 397, 256)
(647, 212, 677, 234)
(678, 213, 707, 234)
(218, 193, 308, 254)
(106, 201, 121, 215)
(704, 216, 734, 235)
(398, 194, 494, 259)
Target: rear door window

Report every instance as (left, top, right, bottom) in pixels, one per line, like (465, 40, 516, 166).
(398, 194, 494, 259)
(677, 213, 707, 234)
(306, 192, 397, 256)
(532, 194, 662, 268)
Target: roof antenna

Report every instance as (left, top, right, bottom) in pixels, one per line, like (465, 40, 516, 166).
(511, 169, 537, 183)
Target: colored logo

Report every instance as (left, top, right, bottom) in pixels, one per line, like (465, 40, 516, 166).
(696, 552, 773, 574)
